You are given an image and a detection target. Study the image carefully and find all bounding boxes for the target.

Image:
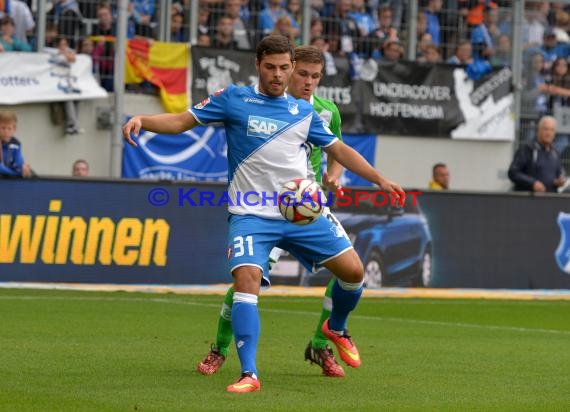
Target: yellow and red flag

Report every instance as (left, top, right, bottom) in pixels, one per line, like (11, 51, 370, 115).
(125, 39, 188, 113)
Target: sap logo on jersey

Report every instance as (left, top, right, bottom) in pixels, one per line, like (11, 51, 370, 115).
(247, 116, 288, 139)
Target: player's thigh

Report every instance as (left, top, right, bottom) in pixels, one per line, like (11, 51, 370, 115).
(322, 248, 364, 284)
(282, 213, 353, 270)
(228, 214, 281, 284)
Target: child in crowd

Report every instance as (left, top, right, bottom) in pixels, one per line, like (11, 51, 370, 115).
(0, 111, 32, 178)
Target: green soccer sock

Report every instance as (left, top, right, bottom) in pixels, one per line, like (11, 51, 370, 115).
(214, 286, 234, 357)
(310, 278, 335, 349)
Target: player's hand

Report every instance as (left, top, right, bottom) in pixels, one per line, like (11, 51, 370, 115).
(554, 175, 566, 187)
(322, 172, 342, 192)
(378, 177, 403, 194)
(379, 178, 405, 206)
(123, 116, 142, 147)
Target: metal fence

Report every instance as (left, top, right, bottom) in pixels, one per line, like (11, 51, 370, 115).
(2, 0, 570, 172)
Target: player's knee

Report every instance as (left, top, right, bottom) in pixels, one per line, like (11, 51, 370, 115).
(232, 266, 262, 295)
(334, 258, 364, 284)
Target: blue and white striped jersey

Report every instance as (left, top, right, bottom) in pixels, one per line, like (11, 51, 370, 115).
(189, 84, 338, 219)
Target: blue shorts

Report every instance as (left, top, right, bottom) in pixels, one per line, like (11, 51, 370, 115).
(228, 212, 352, 286)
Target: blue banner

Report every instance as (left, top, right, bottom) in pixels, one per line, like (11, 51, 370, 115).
(122, 125, 228, 181)
(0, 179, 229, 284)
(2, 179, 570, 289)
(338, 134, 376, 187)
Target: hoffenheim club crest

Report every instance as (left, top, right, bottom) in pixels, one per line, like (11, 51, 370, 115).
(555, 212, 570, 275)
(288, 102, 299, 115)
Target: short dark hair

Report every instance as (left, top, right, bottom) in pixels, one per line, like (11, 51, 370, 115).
(1, 16, 15, 26)
(432, 163, 447, 175)
(73, 159, 89, 169)
(294, 45, 324, 69)
(256, 34, 295, 63)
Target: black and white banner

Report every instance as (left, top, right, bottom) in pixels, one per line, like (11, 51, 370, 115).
(189, 48, 514, 140)
(360, 60, 514, 140)
(190, 46, 256, 102)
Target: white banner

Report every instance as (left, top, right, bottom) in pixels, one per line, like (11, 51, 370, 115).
(0, 52, 108, 104)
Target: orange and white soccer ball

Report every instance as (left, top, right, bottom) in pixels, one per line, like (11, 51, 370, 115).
(278, 178, 324, 225)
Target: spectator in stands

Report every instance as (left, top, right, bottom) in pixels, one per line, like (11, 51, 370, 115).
(258, 0, 299, 38)
(310, 16, 323, 39)
(553, 9, 570, 44)
(129, 0, 155, 38)
(8, 0, 34, 44)
(92, 3, 115, 92)
(416, 10, 428, 45)
(491, 33, 510, 67)
(197, 33, 211, 47)
(508, 116, 565, 193)
(223, 0, 252, 50)
(484, 3, 502, 45)
(539, 27, 569, 72)
(49, 36, 82, 135)
(524, 2, 548, 51)
(386, 0, 407, 31)
(48, 0, 84, 49)
(429, 163, 450, 190)
(286, 0, 302, 28)
(323, 0, 360, 55)
(544, 57, 570, 112)
(72, 159, 89, 177)
(170, 11, 186, 42)
(77, 36, 93, 55)
(198, 6, 212, 43)
(416, 32, 434, 61)
(464, 0, 498, 29)
(523, 51, 547, 112)
(381, 39, 404, 62)
(420, 44, 443, 63)
(45, 21, 59, 48)
(348, 0, 375, 38)
(310, 0, 326, 18)
(367, 5, 398, 59)
(0, 15, 30, 51)
(424, 0, 442, 46)
(310, 35, 337, 75)
(447, 40, 474, 65)
(271, 15, 298, 45)
(211, 15, 239, 49)
(0, 111, 32, 178)
(471, 7, 495, 62)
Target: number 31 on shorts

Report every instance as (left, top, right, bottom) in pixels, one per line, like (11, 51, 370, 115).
(233, 235, 253, 257)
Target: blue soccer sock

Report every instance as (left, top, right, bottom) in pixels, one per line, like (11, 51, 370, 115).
(329, 278, 363, 333)
(232, 292, 260, 377)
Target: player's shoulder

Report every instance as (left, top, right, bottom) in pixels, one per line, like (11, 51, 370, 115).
(287, 95, 315, 115)
(313, 94, 340, 113)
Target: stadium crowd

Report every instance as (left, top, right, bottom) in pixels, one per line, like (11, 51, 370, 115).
(2, 0, 570, 182)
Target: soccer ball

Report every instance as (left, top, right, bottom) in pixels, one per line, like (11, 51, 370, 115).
(278, 178, 324, 225)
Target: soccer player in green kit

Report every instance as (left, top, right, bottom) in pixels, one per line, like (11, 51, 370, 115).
(197, 45, 359, 378)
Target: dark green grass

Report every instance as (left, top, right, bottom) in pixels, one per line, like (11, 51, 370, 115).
(0, 288, 569, 411)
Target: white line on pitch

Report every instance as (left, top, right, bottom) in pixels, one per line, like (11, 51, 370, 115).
(1, 295, 569, 336)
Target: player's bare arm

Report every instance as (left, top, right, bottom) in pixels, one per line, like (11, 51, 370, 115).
(324, 140, 403, 193)
(323, 157, 343, 191)
(123, 112, 197, 147)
